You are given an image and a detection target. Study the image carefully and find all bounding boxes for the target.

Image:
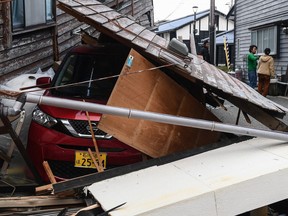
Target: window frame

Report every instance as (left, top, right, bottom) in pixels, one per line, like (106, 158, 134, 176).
(11, 0, 56, 34)
(251, 25, 279, 56)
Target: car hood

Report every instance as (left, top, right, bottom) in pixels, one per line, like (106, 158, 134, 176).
(38, 91, 106, 121)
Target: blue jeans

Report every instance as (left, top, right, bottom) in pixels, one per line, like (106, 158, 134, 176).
(248, 70, 257, 89)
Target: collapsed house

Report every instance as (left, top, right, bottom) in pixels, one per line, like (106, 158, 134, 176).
(1, 0, 288, 215)
(55, 0, 288, 131)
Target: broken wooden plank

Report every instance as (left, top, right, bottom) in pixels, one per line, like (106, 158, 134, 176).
(85, 110, 104, 172)
(229, 96, 288, 131)
(35, 184, 53, 195)
(0, 195, 85, 208)
(43, 161, 57, 184)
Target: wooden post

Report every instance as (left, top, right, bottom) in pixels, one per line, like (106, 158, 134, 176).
(131, 0, 134, 16)
(0, 115, 43, 184)
(1, 111, 25, 174)
(88, 148, 103, 173)
(2, 1, 12, 49)
(43, 161, 57, 184)
(85, 109, 104, 172)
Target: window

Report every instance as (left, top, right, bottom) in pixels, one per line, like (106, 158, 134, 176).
(251, 26, 278, 55)
(11, 0, 55, 32)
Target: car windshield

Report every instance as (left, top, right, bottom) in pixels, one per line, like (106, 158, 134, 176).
(52, 52, 126, 100)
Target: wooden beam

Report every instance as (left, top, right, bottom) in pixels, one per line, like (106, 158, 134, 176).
(35, 184, 53, 195)
(43, 161, 57, 184)
(0, 116, 43, 184)
(0, 149, 10, 162)
(1, 111, 25, 174)
(0, 195, 85, 208)
(85, 110, 104, 172)
(2, 1, 12, 49)
(229, 96, 288, 131)
(52, 26, 60, 61)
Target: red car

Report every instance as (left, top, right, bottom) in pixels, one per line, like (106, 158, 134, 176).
(26, 43, 143, 183)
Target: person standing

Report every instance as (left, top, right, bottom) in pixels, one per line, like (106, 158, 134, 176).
(198, 40, 211, 63)
(257, 48, 275, 97)
(247, 45, 259, 89)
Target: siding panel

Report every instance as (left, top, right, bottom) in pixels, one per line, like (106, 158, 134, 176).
(235, 0, 288, 83)
(0, 0, 154, 78)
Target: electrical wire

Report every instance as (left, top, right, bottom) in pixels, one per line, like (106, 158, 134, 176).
(19, 63, 177, 95)
(161, 0, 185, 21)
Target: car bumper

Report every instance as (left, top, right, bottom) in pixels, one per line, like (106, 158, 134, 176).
(27, 122, 143, 182)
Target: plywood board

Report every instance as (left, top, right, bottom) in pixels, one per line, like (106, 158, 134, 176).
(98, 49, 220, 158)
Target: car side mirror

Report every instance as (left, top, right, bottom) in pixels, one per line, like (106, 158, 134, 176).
(36, 77, 51, 88)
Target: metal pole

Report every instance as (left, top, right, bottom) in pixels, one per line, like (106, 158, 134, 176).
(209, 0, 215, 65)
(193, 11, 196, 36)
(191, 6, 198, 55)
(25, 94, 288, 142)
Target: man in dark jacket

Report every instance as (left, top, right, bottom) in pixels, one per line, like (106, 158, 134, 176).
(199, 40, 211, 63)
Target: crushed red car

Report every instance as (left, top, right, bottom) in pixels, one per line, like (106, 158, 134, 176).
(26, 43, 143, 183)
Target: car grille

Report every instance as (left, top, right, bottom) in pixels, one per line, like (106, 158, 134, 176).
(60, 119, 112, 139)
(58, 144, 125, 152)
(48, 160, 99, 179)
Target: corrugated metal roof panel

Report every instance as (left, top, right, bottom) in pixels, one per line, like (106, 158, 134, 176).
(57, 0, 288, 116)
(155, 10, 210, 33)
(202, 30, 234, 45)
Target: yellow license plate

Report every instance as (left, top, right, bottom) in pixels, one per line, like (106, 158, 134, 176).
(75, 151, 107, 169)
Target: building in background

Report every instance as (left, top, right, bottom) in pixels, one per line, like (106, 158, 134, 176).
(0, 0, 154, 79)
(234, 0, 288, 89)
(202, 29, 234, 67)
(153, 9, 234, 58)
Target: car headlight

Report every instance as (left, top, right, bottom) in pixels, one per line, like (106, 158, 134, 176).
(32, 106, 57, 128)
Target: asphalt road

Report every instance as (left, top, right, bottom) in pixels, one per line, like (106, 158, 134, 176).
(210, 95, 288, 132)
